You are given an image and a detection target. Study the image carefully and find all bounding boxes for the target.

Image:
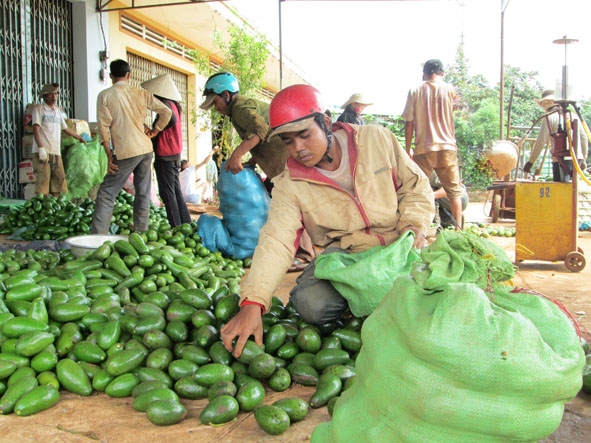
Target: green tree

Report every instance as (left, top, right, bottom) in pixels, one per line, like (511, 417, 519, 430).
(575, 98, 591, 135)
(445, 42, 495, 113)
(498, 65, 544, 135)
(445, 43, 498, 188)
(454, 100, 499, 188)
(445, 40, 546, 188)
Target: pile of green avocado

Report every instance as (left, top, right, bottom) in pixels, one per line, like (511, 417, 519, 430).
(0, 192, 167, 241)
(0, 216, 362, 435)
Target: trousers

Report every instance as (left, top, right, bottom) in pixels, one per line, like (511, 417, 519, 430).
(289, 247, 350, 325)
(154, 157, 191, 227)
(91, 152, 153, 234)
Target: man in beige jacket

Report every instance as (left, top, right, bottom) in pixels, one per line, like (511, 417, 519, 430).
(92, 59, 171, 234)
(221, 84, 434, 358)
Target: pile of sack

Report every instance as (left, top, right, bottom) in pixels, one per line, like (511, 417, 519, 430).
(312, 230, 585, 443)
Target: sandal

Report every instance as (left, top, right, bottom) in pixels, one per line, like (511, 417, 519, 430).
(288, 257, 309, 273)
(287, 246, 317, 273)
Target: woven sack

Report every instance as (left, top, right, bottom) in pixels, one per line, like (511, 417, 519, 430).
(314, 230, 420, 317)
(312, 281, 585, 443)
(412, 229, 515, 291)
(216, 162, 269, 259)
(196, 214, 234, 257)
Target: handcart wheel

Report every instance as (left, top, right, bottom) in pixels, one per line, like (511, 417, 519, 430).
(564, 251, 586, 272)
(491, 194, 501, 223)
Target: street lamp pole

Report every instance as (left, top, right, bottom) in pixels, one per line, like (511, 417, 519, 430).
(553, 35, 578, 100)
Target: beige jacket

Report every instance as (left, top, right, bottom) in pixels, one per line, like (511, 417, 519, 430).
(97, 80, 171, 160)
(241, 122, 435, 310)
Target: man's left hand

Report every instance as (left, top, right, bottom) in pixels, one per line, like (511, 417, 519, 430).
(107, 160, 119, 174)
(523, 161, 534, 174)
(145, 128, 160, 139)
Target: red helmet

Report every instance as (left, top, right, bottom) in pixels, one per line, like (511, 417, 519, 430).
(269, 84, 325, 130)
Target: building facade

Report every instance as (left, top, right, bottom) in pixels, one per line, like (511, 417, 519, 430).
(0, 0, 308, 199)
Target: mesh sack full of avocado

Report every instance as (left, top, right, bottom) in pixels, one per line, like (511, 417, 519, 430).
(312, 233, 585, 443)
(198, 162, 269, 260)
(313, 229, 513, 317)
(63, 137, 108, 199)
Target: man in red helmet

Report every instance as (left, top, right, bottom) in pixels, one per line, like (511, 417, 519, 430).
(221, 84, 435, 357)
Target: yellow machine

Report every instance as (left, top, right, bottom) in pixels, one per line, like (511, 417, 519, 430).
(515, 181, 584, 271)
(513, 96, 591, 272)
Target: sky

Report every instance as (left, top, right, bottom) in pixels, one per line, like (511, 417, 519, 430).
(222, 0, 591, 115)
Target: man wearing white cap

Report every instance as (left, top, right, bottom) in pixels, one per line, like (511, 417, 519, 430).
(142, 73, 191, 227)
(92, 59, 171, 234)
(337, 93, 373, 125)
(523, 89, 588, 181)
(31, 82, 86, 196)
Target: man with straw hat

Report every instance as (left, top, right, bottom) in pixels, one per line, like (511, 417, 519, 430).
(337, 93, 373, 125)
(31, 82, 86, 196)
(523, 89, 588, 181)
(142, 73, 191, 227)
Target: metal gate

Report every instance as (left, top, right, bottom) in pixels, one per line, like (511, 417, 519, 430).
(0, 0, 73, 199)
(128, 53, 189, 159)
(30, 0, 75, 114)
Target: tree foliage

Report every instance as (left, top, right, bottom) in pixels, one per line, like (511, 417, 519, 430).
(454, 100, 499, 188)
(497, 65, 544, 133)
(446, 43, 545, 188)
(445, 43, 495, 113)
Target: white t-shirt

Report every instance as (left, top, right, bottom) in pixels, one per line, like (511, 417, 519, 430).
(316, 131, 354, 194)
(180, 166, 197, 197)
(31, 103, 68, 155)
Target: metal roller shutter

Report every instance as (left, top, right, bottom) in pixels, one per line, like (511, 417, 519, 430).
(0, 0, 73, 199)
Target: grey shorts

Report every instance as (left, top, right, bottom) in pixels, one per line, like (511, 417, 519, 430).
(288, 247, 350, 325)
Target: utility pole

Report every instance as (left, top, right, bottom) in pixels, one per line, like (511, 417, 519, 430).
(499, 0, 510, 140)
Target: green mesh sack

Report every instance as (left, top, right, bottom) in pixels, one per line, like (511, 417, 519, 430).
(64, 138, 108, 199)
(314, 231, 421, 317)
(412, 229, 515, 291)
(312, 282, 585, 443)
